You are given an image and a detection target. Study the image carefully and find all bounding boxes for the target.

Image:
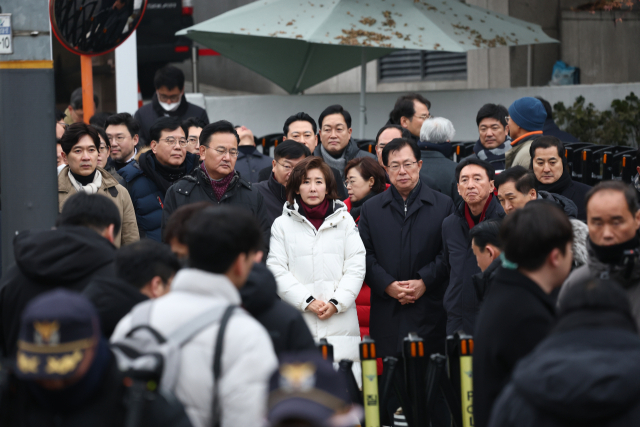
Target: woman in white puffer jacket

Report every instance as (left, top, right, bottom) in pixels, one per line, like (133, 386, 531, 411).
(267, 156, 366, 370)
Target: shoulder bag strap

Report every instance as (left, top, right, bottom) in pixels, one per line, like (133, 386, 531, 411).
(211, 305, 236, 427)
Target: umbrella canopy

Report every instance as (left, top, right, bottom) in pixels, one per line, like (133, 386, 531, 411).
(177, 0, 557, 94)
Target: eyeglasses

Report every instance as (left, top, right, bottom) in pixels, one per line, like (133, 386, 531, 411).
(187, 136, 199, 145)
(387, 161, 418, 172)
(414, 114, 431, 120)
(203, 146, 239, 157)
(108, 135, 128, 143)
(160, 137, 188, 147)
(276, 161, 294, 171)
(344, 179, 359, 188)
(158, 93, 182, 103)
(99, 144, 108, 153)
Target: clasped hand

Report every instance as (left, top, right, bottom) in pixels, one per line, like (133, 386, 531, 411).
(385, 279, 426, 305)
(307, 299, 338, 319)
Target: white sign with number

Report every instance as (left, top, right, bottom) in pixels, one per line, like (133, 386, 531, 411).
(0, 14, 12, 55)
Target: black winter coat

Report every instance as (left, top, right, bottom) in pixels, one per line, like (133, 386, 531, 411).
(0, 226, 116, 357)
(161, 167, 271, 253)
(442, 197, 505, 335)
(473, 267, 556, 427)
(489, 326, 640, 427)
(358, 182, 455, 357)
(82, 277, 148, 338)
(240, 263, 316, 355)
(472, 257, 501, 303)
(0, 350, 192, 427)
(557, 180, 591, 221)
(543, 118, 579, 143)
(257, 165, 349, 200)
(253, 173, 287, 230)
(133, 93, 209, 146)
(235, 149, 273, 184)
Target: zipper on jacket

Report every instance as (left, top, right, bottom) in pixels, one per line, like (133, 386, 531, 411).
(404, 200, 408, 218)
(157, 196, 164, 209)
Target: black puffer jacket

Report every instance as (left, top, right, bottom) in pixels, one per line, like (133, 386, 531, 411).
(82, 277, 148, 338)
(0, 226, 116, 357)
(537, 190, 577, 218)
(253, 173, 287, 230)
(240, 263, 316, 355)
(489, 326, 640, 427)
(161, 167, 271, 253)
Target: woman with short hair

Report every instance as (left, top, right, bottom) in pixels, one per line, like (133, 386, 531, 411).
(267, 156, 365, 375)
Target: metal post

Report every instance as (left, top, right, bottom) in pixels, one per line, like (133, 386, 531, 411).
(115, 30, 139, 114)
(526, 44, 532, 87)
(0, 0, 58, 272)
(80, 55, 95, 123)
(191, 45, 199, 93)
(359, 48, 366, 140)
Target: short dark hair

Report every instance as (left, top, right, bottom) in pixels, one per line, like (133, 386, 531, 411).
(105, 112, 140, 138)
(500, 201, 573, 271)
(283, 112, 317, 135)
(375, 124, 412, 146)
(57, 192, 122, 236)
(115, 240, 180, 289)
(199, 120, 240, 147)
(469, 219, 502, 252)
(389, 93, 431, 124)
(163, 202, 213, 244)
(529, 135, 565, 161)
(182, 117, 207, 134)
(286, 157, 339, 204)
(91, 125, 110, 149)
(318, 105, 351, 129)
(476, 103, 508, 127)
(455, 158, 495, 183)
(154, 65, 185, 91)
(149, 117, 185, 143)
(69, 87, 99, 110)
(274, 140, 310, 161)
(494, 166, 537, 195)
(344, 157, 387, 195)
(60, 122, 100, 155)
(585, 181, 639, 216)
(381, 138, 421, 167)
(89, 112, 112, 128)
(535, 96, 553, 119)
(186, 206, 263, 274)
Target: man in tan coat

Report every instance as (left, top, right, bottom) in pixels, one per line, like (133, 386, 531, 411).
(58, 123, 139, 247)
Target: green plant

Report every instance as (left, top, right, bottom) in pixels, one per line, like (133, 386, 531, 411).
(553, 93, 640, 147)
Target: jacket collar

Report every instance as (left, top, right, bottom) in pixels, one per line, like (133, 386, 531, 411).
(313, 139, 360, 160)
(455, 193, 505, 222)
(237, 148, 266, 160)
(586, 239, 640, 287)
(170, 268, 242, 304)
(59, 166, 118, 193)
(381, 180, 436, 208)
(267, 173, 287, 204)
(493, 267, 557, 314)
(283, 199, 349, 230)
(510, 130, 543, 147)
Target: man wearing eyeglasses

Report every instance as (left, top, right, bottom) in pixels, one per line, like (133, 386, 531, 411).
(134, 65, 209, 146)
(119, 117, 200, 242)
(105, 113, 142, 171)
(388, 93, 431, 141)
(358, 137, 454, 422)
(182, 117, 207, 156)
(162, 120, 271, 253)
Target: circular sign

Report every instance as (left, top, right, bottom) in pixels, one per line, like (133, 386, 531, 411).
(50, 0, 147, 56)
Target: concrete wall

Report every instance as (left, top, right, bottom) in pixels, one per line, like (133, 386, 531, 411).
(189, 82, 640, 142)
(561, 11, 640, 84)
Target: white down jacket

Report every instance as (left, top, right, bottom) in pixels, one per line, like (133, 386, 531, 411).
(267, 199, 366, 363)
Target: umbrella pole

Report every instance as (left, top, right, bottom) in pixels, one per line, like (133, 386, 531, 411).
(359, 49, 366, 140)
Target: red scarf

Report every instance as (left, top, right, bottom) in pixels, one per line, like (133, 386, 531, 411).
(464, 193, 493, 230)
(299, 198, 330, 230)
(202, 163, 235, 201)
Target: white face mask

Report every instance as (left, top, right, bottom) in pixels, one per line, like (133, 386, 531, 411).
(158, 99, 181, 112)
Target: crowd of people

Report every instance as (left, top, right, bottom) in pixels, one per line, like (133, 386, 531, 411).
(5, 64, 640, 427)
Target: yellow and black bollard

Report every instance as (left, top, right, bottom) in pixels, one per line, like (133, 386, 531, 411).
(360, 336, 380, 427)
(458, 333, 474, 427)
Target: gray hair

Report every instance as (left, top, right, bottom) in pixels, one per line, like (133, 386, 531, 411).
(420, 117, 455, 144)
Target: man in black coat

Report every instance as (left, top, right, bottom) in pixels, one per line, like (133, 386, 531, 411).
(490, 278, 640, 427)
(162, 121, 270, 253)
(240, 263, 316, 355)
(0, 193, 119, 358)
(254, 140, 310, 229)
(530, 136, 591, 220)
(473, 202, 574, 427)
(359, 138, 454, 359)
(83, 240, 181, 338)
(134, 65, 209, 146)
(442, 158, 505, 336)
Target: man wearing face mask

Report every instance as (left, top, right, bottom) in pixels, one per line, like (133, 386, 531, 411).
(134, 65, 209, 147)
(559, 181, 640, 331)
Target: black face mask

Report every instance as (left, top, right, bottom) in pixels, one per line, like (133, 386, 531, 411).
(590, 233, 640, 265)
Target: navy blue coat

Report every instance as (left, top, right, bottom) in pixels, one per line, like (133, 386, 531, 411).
(235, 149, 273, 184)
(119, 153, 199, 242)
(358, 182, 454, 358)
(442, 197, 505, 336)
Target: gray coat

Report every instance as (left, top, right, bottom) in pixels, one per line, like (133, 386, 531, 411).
(559, 242, 640, 331)
(420, 150, 462, 206)
(235, 149, 273, 184)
